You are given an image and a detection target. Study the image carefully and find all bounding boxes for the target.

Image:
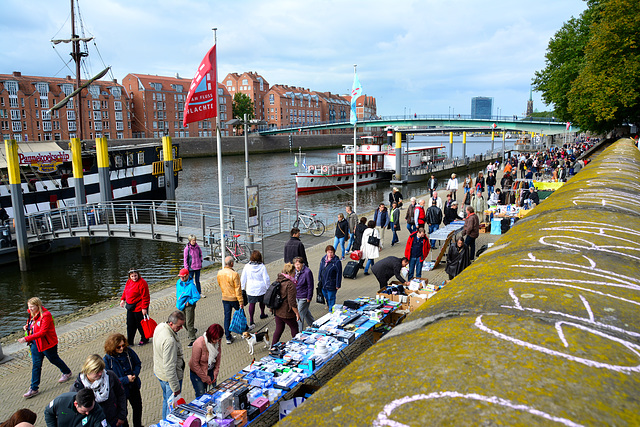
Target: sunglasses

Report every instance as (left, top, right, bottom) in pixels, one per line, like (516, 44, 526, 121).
(117, 344, 126, 349)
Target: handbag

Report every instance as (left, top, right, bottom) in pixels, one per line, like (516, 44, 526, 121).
(230, 309, 248, 334)
(242, 290, 248, 306)
(140, 315, 157, 338)
(367, 234, 380, 247)
(125, 301, 136, 311)
(316, 283, 325, 304)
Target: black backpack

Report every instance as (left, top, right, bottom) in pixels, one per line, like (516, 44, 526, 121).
(264, 280, 284, 309)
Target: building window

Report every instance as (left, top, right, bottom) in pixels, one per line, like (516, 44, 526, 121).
(6, 81, 19, 96)
(94, 122, 102, 131)
(68, 121, 77, 131)
(10, 110, 20, 120)
(42, 110, 51, 120)
(101, 101, 108, 109)
(110, 87, 121, 98)
(115, 111, 123, 121)
(116, 122, 124, 131)
(93, 111, 101, 121)
(36, 82, 49, 96)
(89, 85, 100, 98)
(93, 100, 101, 110)
(42, 121, 51, 131)
(117, 132, 124, 139)
(114, 101, 122, 111)
(10, 98, 18, 108)
(242, 79, 248, 85)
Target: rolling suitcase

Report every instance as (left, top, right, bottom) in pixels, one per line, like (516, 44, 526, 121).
(343, 260, 360, 279)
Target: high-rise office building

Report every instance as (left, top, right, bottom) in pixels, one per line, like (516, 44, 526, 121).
(471, 96, 493, 119)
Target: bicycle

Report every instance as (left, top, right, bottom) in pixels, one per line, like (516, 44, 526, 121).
(213, 234, 251, 263)
(293, 212, 325, 237)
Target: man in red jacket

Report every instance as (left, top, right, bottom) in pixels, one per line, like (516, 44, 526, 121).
(404, 227, 431, 280)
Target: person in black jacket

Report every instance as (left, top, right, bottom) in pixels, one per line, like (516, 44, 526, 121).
(103, 333, 143, 427)
(352, 217, 368, 252)
(70, 354, 127, 427)
(426, 200, 443, 249)
(371, 256, 409, 289)
(443, 201, 463, 226)
(284, 227, 307, 266)
(428, 175, 438, 194)
(445, 237, 471, 279)
(388, 187, 403, 208)
(44, 389, 107, 427)
(333, 213, 350, 260)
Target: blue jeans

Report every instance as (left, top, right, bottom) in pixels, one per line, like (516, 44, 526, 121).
(408, 257, 422, 280)
(30, 343, 71, 390)
(333, 236, 347, 258)
(322, 289, 337, 311)
(364, 259, 374, 273)
(406, 222, 416, 233)
(189, 269, 201, 294)
(346, 233, 355, 252)
(222, 300, 240, 340)
(487, 186, 494, 196)
(158, 378, 182, 420)
(391, 228, 399, 245)
(428, 224, 439, 247)
(190, 369, 214, 399)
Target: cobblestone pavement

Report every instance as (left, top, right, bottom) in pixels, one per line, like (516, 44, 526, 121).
(0, 178, 501, 426)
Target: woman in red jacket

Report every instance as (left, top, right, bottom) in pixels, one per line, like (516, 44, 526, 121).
(17, 297, 73, 399)
(119, 268, 151, 346)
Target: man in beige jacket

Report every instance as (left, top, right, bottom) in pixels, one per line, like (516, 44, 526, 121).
(153, 310, 185, 419)
(217, 256, 244, 344)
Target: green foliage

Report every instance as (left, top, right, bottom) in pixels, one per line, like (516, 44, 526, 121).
(530, 111, 556, 119)
(533, 0, 639, 133)
(232, 93, 255, 127)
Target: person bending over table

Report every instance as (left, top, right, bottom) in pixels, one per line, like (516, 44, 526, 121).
(371, 256, 410, 290)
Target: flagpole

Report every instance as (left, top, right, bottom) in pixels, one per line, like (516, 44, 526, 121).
(213, 28, 226, 261)
(352, 65, 357, 215)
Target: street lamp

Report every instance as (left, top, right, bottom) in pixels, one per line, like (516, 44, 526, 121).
(225, 114, 267, 247)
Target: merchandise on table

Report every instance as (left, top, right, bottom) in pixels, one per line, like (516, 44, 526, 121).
(150, 297, 399, 426)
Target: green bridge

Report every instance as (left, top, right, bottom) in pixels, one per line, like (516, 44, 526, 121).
(258, 115, 575, 136)
(279, 138, 640, 426)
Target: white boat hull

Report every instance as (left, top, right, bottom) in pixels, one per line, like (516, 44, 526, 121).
(296, 170, 382, 193)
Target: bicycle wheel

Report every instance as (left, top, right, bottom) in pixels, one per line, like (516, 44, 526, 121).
(293, 218, 301, 229)
(236, 243, 251, 263)
(309, 219, 325, 237)
(212, 245, 222, 262)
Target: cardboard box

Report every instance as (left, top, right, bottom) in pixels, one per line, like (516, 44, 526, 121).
(230, 409, 247, 427)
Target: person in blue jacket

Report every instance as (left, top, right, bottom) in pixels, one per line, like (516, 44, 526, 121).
(103, 333, 143, 427)
(176, 268, 201, 347)
(318, 245, 342, 311)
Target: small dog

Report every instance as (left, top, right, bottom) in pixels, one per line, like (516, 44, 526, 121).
(242, 328, 270, 355)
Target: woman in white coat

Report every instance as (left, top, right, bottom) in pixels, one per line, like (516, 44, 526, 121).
(446, 173, 459, 201)
(241, 250, 270, 329)
(361, 220, 380, 276)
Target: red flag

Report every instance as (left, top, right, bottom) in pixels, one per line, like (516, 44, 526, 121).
(183, 45, 218, 127)
(566, 122, 571, 130)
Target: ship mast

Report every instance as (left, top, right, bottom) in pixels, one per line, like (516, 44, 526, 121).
(70, 0, 86, 140)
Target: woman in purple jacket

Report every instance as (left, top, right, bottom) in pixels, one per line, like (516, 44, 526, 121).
(293, 256, 315, 330)
(184, 234, 203, 294)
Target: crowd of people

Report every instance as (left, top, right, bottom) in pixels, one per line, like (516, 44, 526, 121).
(8, 139, 598, 426)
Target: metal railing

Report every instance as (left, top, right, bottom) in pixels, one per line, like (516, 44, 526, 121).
(23, 200, 262, 260)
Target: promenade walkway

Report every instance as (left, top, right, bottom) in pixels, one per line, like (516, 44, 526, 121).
(0, 176, 500, 426)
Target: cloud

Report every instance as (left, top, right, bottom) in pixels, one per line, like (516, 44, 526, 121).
(0, 0, 588, 116)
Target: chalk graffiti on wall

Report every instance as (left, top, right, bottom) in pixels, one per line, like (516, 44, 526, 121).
(372, 391, 584, 427)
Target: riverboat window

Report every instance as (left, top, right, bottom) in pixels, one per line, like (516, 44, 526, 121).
(115, 155, 123, 168)
(337, 177, 341, 181)
(158, 175, 165, 188)
(127, 153, 134, 166)
(138, 152, 145, 164)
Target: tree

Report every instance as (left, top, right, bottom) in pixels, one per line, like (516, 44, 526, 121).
(533, 0, 639, 133)
(567, 0, 640, 133)
(232, 93, 254, 133)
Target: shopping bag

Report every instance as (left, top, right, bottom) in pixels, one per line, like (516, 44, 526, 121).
(229, 309, 248, 334)
(316, 283, 325, 304)
(141, 315, 157, 338)
(168, 393, 186, 411)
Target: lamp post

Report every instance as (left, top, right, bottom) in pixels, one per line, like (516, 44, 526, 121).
(225, 114, 267, 248)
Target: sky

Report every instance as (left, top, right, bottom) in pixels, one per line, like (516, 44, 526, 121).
(1, 0, 588, 118)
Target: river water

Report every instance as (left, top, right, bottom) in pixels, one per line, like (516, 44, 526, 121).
(0, 136, 514, 337)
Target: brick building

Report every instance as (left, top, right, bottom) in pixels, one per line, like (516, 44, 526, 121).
(222, 72, 269, 122)
(354, 94, 377, 120)
(122, 73, 233, 138)
(0, 71, 132, 142)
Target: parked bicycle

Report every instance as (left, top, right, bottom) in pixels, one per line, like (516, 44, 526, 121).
(212, 234, 251, 263)
(293, 212, 325, 237)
